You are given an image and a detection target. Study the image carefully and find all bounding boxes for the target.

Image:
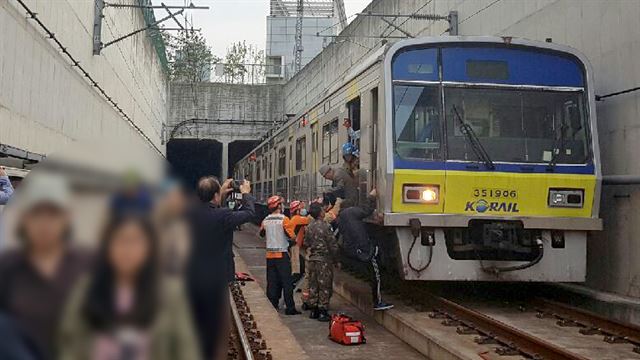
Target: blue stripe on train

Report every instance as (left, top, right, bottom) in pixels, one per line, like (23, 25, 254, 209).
(393, 157, 595, 175)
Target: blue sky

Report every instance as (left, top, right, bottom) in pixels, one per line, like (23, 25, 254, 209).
(155, 0, 372, 58)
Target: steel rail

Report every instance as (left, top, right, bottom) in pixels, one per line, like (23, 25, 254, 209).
(426, 294, 588, 360)
(535, 298, 640, 349)
(229, 290, 255, 360)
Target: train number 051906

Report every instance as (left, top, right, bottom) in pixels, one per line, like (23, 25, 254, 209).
(473, 188, 518, 198)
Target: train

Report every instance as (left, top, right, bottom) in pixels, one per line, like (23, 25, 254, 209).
(234, 36, 602, 282)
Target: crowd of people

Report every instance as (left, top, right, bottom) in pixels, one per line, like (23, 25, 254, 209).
(0, 139, 392, 359)
(259, 140, 394, 324)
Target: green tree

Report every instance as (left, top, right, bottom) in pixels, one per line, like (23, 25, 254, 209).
(223, 41, 265, 84)
(163, 30, 220, 82)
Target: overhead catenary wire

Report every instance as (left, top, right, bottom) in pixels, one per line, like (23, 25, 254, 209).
(13, 0, 164, 157)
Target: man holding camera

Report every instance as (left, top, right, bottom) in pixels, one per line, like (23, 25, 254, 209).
(186, 176, 255, 359)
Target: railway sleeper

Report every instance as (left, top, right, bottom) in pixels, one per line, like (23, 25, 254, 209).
(474, 335, 499, 345)
(603, 335, 629, 344)
(456, 325, 480, 335)
(494, 345, 521, 357)
(579, 327, 604, 335)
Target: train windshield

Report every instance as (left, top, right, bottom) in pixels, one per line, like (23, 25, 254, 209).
(444, 88, 589, 164)
(392, 44, 592, 165)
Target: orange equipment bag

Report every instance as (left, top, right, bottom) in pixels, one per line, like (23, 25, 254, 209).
(329, 314, 366, 345)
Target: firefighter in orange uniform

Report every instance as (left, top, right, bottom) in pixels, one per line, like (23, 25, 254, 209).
(259, 196, 300, 315)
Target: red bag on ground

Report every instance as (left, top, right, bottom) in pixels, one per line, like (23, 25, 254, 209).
(329, 314, 366, 345)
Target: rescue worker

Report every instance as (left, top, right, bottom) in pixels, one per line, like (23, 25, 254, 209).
(338, 188, 394, 311)
(286, 201, 309, 286)
(260, 196, 301, 315)
(318, 142, 359, 208)
(304, 202, 339, 322)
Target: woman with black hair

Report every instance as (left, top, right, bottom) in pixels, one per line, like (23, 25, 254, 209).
(58, 216, 198, 360)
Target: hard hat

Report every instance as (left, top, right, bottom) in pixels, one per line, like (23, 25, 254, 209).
(342, 142, 357, 157)
(267, 195, 283, 210)
(290, 200, 302, 213)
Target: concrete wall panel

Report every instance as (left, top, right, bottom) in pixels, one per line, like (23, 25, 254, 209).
(0, 0, 167, 164)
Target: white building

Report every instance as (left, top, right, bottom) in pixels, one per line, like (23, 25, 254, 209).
(266, 0, 340, 82)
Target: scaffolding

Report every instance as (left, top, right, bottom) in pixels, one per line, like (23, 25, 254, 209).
(270, 0, 335, 18)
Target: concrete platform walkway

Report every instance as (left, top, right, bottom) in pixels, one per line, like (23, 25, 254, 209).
(233, 227, 426, 360)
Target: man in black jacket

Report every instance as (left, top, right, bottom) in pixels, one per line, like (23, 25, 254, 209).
(338, 188, 393, 311)
(186, 177, 255, 359)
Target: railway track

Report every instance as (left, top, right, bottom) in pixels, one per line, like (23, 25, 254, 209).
(228, 282, 272, 360)
(426, 294, 588, 360)
(340, 264, 640, 359)
(533, 298, 640, 354)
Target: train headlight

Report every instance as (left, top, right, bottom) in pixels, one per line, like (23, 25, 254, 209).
(403, 185, 439, 204)
(548, 189, 584, 208)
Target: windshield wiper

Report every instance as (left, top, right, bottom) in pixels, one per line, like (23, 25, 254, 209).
(547, 122, 568, 171)
(452, 105, 495, 170)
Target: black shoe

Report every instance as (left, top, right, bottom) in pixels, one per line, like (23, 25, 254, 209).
(309, 307, 319, 319)
(285, 308, 301, 315)
(301, 302, 310, 311)
(317, 309, 331, 322)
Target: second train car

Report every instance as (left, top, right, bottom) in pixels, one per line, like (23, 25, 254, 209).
(235, 36, 602, 282)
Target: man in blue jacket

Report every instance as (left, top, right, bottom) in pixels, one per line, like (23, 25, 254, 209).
(0, 167, 14, 205)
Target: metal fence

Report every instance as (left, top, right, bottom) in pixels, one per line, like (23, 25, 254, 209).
(209, 63, 285, 85)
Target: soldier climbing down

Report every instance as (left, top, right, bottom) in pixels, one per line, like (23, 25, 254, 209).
(304, 202, 340, 322)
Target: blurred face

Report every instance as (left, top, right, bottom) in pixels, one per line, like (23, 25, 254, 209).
(163, 188, 186, 216)
(21, 204, 69, 252)
(108, 221, 151, 280)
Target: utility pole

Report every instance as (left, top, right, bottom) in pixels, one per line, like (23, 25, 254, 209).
(294, 0, 304, 73)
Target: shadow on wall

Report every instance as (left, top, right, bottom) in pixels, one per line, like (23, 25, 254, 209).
(167, 139, 222, 192)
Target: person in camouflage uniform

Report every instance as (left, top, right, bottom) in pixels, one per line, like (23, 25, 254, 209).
(304, 202, 340, 322)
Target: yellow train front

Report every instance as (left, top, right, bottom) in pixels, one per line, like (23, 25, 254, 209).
(380, 37, 602, 282)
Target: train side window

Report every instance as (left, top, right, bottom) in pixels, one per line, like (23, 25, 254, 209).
(278, 147, 286, 176)
(296, 137, 306, 171)
(322, 119, 339, 164)
(256, 156, 261, 181)
(347, 97, 361, 131)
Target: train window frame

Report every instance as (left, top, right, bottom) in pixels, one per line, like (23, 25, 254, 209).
(256, 156, 262, 181)
(322, 118, 339, 164)
(347, 97, 361, 132)
(278, 147, 286, 177)
(392, 84, 444, 161)
(295, 136, 306, 172)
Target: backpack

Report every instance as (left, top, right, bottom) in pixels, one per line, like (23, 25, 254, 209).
(328, 314, 366, 345)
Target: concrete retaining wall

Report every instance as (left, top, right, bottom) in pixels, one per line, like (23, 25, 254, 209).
(0, 0, 167, 163)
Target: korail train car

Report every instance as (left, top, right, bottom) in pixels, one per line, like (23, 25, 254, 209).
(235, 36, 602, 282)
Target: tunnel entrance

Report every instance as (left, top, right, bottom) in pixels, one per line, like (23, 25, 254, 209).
(167, 139, 222, 191)
(228, 140, 260, 179)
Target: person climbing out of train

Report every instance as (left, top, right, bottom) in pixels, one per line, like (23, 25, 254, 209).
(259, 196, 301, 315)
(286, 200, 310, 288)
(304, 202, 340, 322)
(318, 142, 359, 209)
(338, 188, 394, 311)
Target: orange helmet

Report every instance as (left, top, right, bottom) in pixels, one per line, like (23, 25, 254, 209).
(290, 200, 303, 213)
(267, 195, 283, 210)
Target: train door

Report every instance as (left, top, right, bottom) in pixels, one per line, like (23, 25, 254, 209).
(311, 122, 319, 198)
(370, 88, 379, 189)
